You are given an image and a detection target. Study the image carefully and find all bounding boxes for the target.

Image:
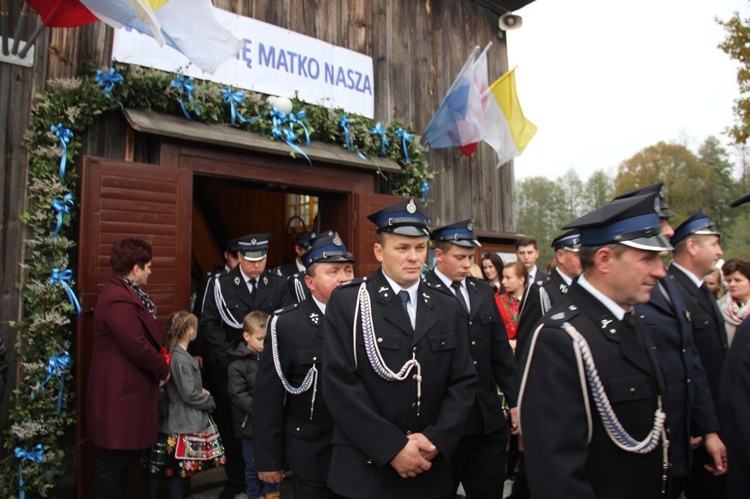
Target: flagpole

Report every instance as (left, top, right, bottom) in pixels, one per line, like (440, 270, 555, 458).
(11, 2, 28, 55)
(18, 21, 44, 60)
(1, 0, 9, 56)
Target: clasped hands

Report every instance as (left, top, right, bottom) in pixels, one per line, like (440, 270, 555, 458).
(390, 433, 439, 478)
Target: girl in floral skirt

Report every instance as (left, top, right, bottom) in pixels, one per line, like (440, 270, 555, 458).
(143, 311, 225, 498)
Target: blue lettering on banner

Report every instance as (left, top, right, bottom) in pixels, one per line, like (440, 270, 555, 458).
(324, 62, 334, 84)
(259, 43, 275, 68)
(237, 39, 253, 69)
(276, 49, 289, 72)
(308, 58, 320, 79)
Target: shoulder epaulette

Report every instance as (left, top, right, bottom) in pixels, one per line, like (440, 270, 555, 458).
(340, 276, 367, 288)
(545, 303, 580, 324)
(274, 303, 300, 315)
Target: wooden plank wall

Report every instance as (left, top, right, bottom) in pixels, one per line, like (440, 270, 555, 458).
(0, 0, 519, 423)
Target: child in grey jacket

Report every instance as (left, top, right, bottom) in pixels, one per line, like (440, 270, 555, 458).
(144, 311, 225, 499)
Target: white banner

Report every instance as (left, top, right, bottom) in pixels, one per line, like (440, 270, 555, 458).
(112, 8, 375, 118)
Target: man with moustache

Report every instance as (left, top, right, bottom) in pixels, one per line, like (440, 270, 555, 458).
(519, 193, 671, 499)
(322, 198, 477, 499)
(254, 231, 355, 499)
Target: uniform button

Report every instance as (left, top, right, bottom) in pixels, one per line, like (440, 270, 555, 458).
(366, 459, 373, 464)
(471, 341, 476, 346)
(413, 347, 417, 352)
(687, 378, 691, 383)
(473, 360, 477, 365)
(377, 337, 383, 343)
(406, 430, 412, 435)
(440, 341, 446, 346)
(630, 387, 636, 393)
(296, 427, 300, 431)
(469, 321, 473, 326)
(313, 356, 317, 361)
(666, 428, 671, 434)
(411, 403, 417, 408)
(682, 348, 686, 353)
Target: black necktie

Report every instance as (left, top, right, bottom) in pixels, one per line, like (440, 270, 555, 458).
(249, 278, 257, 298)
(622, 311, 646, 349)
(398, 290, 410, 314)
(451, 281, 469, 313)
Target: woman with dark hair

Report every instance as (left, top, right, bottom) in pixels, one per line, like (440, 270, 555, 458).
(87, 238, 170, 499)
(481, 252, 505, 294)
(719, 259, 750, 345)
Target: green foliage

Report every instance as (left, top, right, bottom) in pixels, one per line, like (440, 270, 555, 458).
(1, 64, 434, 498)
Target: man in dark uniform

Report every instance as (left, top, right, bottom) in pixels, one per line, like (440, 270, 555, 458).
(322, 197, 478, 499)
(668, 209, 728, 499)
(615, 183, 726, 498)
(201, 233, 293, 499)
(720, 190, 750, 498)
(426, 219, 518, 499)
(254, 230, 355, 499)
(516, 230, 581, 357)
(519, 193, 671, 499)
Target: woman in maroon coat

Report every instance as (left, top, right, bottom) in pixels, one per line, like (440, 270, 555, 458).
(86, 238, 170, 499)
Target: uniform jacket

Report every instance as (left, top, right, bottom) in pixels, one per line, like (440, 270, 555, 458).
(227, 340, 260, 439)
(190, 268, 225, 359)
(275, 260, 302, 279)
(519, 283, 666, 499)
(322, 270, 478, 499)
(424, 271, 518, 435)
(720, 319, 750, 499)
(516, 272, 555, 357)
(201, 266, 292, 368)
(254, 298, 336, 481)
(86, 275, 169, 450)
(160, 346, 216, 434)
(636, 277, 719, 478)
(667, 265, 728, 407)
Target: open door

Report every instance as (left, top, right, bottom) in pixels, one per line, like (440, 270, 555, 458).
(76, 156, 192, 498)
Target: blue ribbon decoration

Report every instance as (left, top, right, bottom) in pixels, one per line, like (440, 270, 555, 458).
(14, 444, 44, 499)
(421, 181, 430, 202)
(51, 124, 73, 180)
(221, 87, 250, 126)
(340, 115, 367, 160)
(52, 194, 74, 243)
(31, 350, 71, 412)
(287, 110, 311, 148)
(370, 122, 390, 155)
(49, 268, 82, 318)
(95, 68, 124, 108)
(170, 75, 201, 120)
(396, 128, 414, 164)
(270, 108, 312, 166)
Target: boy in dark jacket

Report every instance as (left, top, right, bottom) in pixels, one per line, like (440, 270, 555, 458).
(227, 311, 279, 499)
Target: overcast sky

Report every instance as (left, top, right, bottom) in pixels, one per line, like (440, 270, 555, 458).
(506, 0, 750, 181)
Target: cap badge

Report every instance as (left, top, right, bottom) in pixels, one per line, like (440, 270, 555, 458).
(406, 198, 417, 214)
(332, 234, 343, 246)
(467, 221, 474, 231)
(250, 238, 257, 245)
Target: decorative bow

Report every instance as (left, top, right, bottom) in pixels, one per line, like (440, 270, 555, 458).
(52, 194, 74, 243)
(270, 108, 312, 166)
(14, 444, 44, 499)
(287, 110, 311, 148)
(49, 268, 82, 318)
(95, 68, 124, 108)
(370, 122, 389, 155)
(396, 128, 413, 164)
(340, 115, 367, 160)
(161, 347, 171, 365)
(421, 181, 430, 202)
(50, 124, 73, 180)
(170, 75, 200, 120)
(221, 87, 250, 126)
(31, 350, 71, 412)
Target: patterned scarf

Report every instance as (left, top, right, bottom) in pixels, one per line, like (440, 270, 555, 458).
(120, 276, 157, 319)
(718, 293, 750, 327)
(499, 293, 521, 339)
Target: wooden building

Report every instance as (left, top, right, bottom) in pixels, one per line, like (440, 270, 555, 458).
(0, 0, 534, 496)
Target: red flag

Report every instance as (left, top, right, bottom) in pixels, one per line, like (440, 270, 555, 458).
(27, 0, 98, 28)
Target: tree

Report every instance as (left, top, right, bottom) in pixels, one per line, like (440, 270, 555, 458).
(698, 136, 739, 230)
(614, 141, 712, 224)
(718, 12, 750, 145)
(582, 169, 614, 212)
(516, 176, 567, 267)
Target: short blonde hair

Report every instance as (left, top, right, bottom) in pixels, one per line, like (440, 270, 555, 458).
(243, 310, 269, 335)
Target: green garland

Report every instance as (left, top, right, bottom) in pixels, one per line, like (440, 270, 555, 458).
(0, 63, 435, 497)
